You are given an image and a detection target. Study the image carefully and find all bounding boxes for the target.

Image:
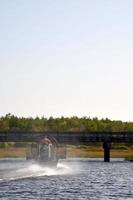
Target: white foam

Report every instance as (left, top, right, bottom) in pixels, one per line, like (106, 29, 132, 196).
(1, 161, 74, 181)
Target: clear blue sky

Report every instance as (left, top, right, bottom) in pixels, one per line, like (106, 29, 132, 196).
(0, 0, 133, 121)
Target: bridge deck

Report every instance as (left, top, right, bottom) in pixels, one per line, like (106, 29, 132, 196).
(0, 131, 133, 144)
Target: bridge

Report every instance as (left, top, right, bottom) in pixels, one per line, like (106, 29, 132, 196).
(0, 131, 133, 162)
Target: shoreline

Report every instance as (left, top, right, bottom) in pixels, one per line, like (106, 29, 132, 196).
(0, 146, 132, 159)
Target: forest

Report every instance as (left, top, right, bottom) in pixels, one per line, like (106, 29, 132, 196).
(0, 113, 133, 132)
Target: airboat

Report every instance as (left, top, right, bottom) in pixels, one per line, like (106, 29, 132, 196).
(26, 137, 66, 167)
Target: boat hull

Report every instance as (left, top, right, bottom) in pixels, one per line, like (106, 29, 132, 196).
(37, 160, 58, 167)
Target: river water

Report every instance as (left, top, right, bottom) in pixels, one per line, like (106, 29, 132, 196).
(0, 158, 133, 200)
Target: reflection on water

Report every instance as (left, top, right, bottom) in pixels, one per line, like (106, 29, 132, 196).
(0, 158, 133, 200)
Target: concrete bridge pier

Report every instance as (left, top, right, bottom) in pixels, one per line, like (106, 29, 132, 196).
(103, 142, 111, 162)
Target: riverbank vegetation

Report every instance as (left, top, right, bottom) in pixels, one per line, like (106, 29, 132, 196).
(0, 146, 132, 159)
(1, 113, 133, 132)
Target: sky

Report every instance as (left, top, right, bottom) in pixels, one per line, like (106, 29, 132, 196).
(0, 0, 133, 121)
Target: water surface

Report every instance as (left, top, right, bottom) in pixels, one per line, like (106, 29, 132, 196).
(0, 158, 133, 200)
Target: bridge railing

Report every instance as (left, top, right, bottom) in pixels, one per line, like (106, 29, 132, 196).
(0, 131, 133, 143)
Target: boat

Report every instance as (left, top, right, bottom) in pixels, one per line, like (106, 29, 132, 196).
(26, 137, 66, 167)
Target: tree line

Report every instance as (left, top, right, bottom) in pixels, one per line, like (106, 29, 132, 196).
(0, 113, 133, 132)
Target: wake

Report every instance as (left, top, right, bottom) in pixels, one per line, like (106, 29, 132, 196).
(0, 162, 72, 181)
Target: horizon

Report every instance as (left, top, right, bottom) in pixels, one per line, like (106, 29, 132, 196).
(0, 113, 132, 123)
